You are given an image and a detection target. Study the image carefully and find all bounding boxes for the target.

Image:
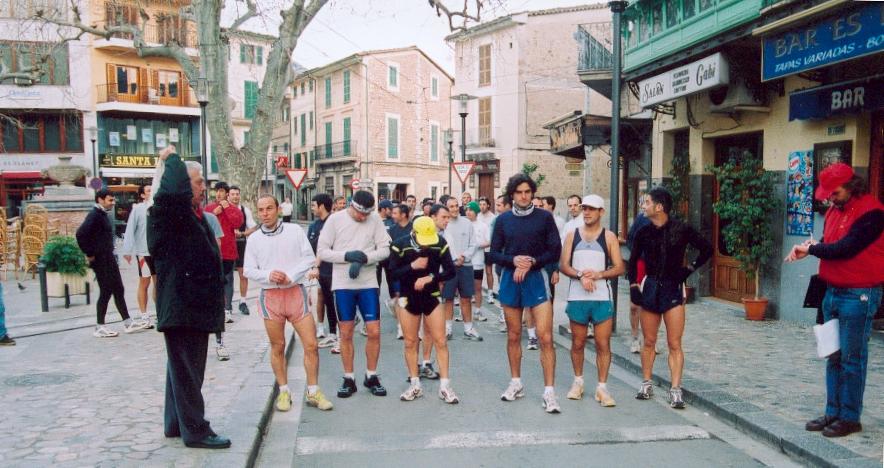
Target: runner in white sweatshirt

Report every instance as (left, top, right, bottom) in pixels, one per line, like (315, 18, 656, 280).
(244, 195, 333, 412)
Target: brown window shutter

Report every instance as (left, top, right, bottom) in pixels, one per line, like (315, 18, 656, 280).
(106, 63, 116, 101)
(179, 71, 189, 106)
(140, 68, 150, 102)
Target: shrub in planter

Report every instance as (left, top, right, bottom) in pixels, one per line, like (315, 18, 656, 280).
(42, 235, 88, 296)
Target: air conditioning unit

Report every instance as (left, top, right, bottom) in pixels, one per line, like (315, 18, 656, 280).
(708, 81, 767, 113)
(13, 76, 34, 86)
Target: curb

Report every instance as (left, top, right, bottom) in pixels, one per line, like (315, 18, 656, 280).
(552, 323, 877, 468)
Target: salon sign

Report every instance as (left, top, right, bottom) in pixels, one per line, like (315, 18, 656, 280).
(636, 53, 729, 108)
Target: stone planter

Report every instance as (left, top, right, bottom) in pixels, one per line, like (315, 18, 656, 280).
(46, 271, 88, 297)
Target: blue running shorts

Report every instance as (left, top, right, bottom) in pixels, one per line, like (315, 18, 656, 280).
(499, 268, 550, 309)
(565, 300, 613, 325)
(334, 288, 381, 322)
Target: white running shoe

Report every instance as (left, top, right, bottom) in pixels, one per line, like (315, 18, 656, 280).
(93, 326, 118, 338)
(586, 324, 594, 338)
(225, 311, 234, 324)
(216, 345, 230, 361)
(318, 335, 338, 348)
(453, 313, 463, 322)
(439, 386, 459, 404)
(566, 380, 584, 400)
(358, 324, 368, 336)
(400, 384, 423, 401)
(630, 337, 641, 354)
(445, 324, 452, 341)
(595, 386, 616, 407)
(123, 320, 149, 334)
(396, 325, 403, 340)
(463, 328, 483, 341)
(542, 392, 561, 414)
(475, 310, 488, 322)
(497, 312, 505, 323)
(316, 328, 327, 339)
(501, 381, 525, 401)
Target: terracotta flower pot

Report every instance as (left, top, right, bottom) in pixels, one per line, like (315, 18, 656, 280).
(742, 297, 768, 321)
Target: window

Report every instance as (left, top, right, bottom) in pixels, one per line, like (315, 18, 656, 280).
(431, 76, 439, 98)
(430, 124, 439, 162)
(157, 14, 188, 46)
(283, 142, 289, 154)
(243, 130, 251, 146)
(665, 0, 679, 28)
(699, 0, 715, 12)
(478, 97, 491, 145)
(640, 10, 649, 42)
(325, 176, 335, 195)
(652, 3, 662, 35)
(309, 80, 313, 92)
(309, 150, 314, 166)
(325, 77, 332, 108)
(684, 0, 696, 19)
(309, 111, 314, 130)
(294, 152, 302, 168)
(0, 42, 70, 85)
(292, 86, 297, 99)
(156, 70, 180, 98)
(343, 70, 350, 104)
(324, 122, 332, 158)
(300, 114, 306, 147)
(98, 117, 195, 156)
(240, 44, 263, 65)
(113, 65, 139, 95)
(0, 112, 83, 153)
(478, 44, 491, 87)
(283, 106, 290, 122)
(1, 0, 67, 19)
(105, 3, 138, 39)
(272, 144, 278, 153)
(300, 82, 305, 94)
(388, 64, 398, 89)
(244, 81, 259, 119)
(343, 117, 351, 155)
(386, 115, 399, 159)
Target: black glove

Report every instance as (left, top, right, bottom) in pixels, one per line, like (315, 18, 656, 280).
(348, 261, 363, 279)
(630, 286, 643, 305)
(344, 250, 368, 264)
(676, 266, 694, 283)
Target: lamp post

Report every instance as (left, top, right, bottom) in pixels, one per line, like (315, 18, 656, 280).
(444, 128, 453, 195)
(87, 125, 98, 183)
(194, 73, 209, 203)
(608, 0, 628, 333)
(451, 93, 476, 193)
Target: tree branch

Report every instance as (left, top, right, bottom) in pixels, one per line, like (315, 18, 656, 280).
(227, 0, 258, 34)
(429, 0, 484, 32)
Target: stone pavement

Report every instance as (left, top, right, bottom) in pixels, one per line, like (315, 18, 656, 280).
(547, 282, 882, 466)
(0, 259, 282, 467)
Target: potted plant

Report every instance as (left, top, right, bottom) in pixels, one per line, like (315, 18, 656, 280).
(710, 152, 778, 320)
(668, 150, 694, 301)
(42, 235, 89, 296)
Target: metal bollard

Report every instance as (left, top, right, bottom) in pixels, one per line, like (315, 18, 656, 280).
(38, 260, 48, 312)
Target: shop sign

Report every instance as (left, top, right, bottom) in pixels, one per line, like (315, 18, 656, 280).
(762, 3, 884, 81)
(636, 53, 729, 108)
(550, 118, 582, 154)
(100, 154, 159, 168)
(789, 77, 884, 121)
(472, 159, 499, 174)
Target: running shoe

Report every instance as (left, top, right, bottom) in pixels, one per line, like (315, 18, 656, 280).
(486, 295, 496, 306)
(93, 326, 118, 338)
(497, 311, 505, 323)
(566, 380, 584, 400)
(669, 387, 686, 409)
(239, 302, 250, 316)
(316, 328, 326, 339)
(318, 335, 337, 349)
(439, 386, 459, 404)
(225, 310, 234, 324)
(595, 386, 616, 407)
(475, 310, 488, 322)
(630, 337, 641, 354)
(396, 325, 403, 340)
(216, 345, 230, 361)
(446, 325, 452, 341)
(337, 377, 357, 398)
(306, 389, 334, 410)
(0, 335, 15, 346)
(400, 384, 423, 401)
(542, 392, 561, 414)
(527, 337, 539, 350)
(454, 313, 463, 322)
(636, 380, 654, 400)
(501, 381, 525, 401)
(463, 328, 483, 341)
(655, 340, 663, 354)
(140, 316, 155, 329)
(363, 375, 387, 396)
(275, 390, 292, 412)
(330, 343, 341, 354)
(123, 320, 149, 334)
(420, 363, 440, 380)
(586, 324, 594, 338)
(358, 324, 368, 337)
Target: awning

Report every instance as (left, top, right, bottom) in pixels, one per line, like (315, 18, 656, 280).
(0, 171, 43, 180)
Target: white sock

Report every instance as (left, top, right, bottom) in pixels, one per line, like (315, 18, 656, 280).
(307, 385, 318, 395)
(544, 386, 555, 396)
(279, 384, 290, 393)
(574, 376, 584, 386)
(422, 360, 431, 367)
(597, 382, 607, 391)
(344, 372, 354, 379)
(316, 323, 324, 334)
(464, 322, 473, 332)
(410, 377, 420, 386)
(527, 328, 537, 339)
(366, 370, 376, 377)
(440, 378, 451, 389)
(445, 320, 452, 329)
(511, 378, 522, 386)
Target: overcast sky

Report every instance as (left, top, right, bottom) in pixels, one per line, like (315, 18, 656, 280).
(228, 0, 596, 74)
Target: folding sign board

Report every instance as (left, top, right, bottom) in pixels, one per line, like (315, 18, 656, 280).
(452, 162, 476, 184)
(285, 169, 308, 189)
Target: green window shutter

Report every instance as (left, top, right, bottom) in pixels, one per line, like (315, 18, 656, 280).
(343, 70, 350, 103)
(244, 81, 258, 119)
(324, 77, 331, 108)
(240, 44, 246, 63)
(324, 122, 332, 158)
(309, 111, 314, 129)
(343, 117, 351, 155)
(387, 117, 398, 158)
(388, 66, 397, 87)
(295, 152, 302, 168)
(300, 114, 306, 147)
(244, 131, 251, 145)
(431, 77, 438, 97)
(257, 46, 263, 65)
(431, 125, 438, 162)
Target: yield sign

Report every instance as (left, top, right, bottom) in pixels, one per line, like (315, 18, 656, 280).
(285, 169, 308, 189)
(452, 162, 476, 184)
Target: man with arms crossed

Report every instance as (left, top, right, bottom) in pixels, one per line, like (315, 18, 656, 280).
(488, 174, 562, 413)
(244, 195, 333, 412)
(559, 195, 624, 406)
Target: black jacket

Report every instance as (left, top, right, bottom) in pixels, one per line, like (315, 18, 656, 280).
(147, 154, 225, 333)
(76, 206, 114, 259)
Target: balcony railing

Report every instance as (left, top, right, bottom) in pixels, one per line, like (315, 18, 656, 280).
(96, 83, 197, 107)
(577, 22, 614, 72)
(105, 22, 197, 48)
(466, 127, 499, 148)
(313, 140, 356, 162)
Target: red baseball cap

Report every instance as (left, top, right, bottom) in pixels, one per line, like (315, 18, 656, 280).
(814, 163, 854, 201)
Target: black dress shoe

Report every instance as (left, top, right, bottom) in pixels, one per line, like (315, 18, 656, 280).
(822, 420, 862, 438)
(337, 377, 357, 398)
(185, 435, 231, 449)
(805, 415, 837, 431)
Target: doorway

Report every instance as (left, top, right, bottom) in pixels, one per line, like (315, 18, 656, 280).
(711, 133, 761, 302)
(478, 173, 495, 203)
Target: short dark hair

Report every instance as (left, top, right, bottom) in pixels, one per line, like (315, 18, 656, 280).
(137, 184, 148, 198)
(214, 181, 230, 192)
(429, 203, 449, 217)
(505, 173, 537, 200)
(647, 186, 673, 214)
(257, 194, 278, 207)
(352, 190, 375, 210)
(393, 203, 410, 217)
(496, 194, 511, 206)
(567, 194, 581, 204)
(843, 175, 869, 197)
(312, 193, 332, 212)
(438, 194, 451, 205)
(406, 194, 416, 201)
(542, 196, 556, 209)
(95, 188, 112, 202)
(229, 185, 241, 193)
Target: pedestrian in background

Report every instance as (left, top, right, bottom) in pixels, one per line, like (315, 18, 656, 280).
(465, 201, 489, 321)
(0, 284, 14, 346)
(229, 185, 257, 316)
(205, 182, 244, 324)
(279, 197, 293, 223)
(121, 184, 157, 329)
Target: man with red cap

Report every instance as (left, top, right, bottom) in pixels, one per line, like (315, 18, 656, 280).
(786, 162, 883, 438)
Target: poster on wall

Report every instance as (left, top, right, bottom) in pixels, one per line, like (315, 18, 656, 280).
(108, 132, 120, 147)
(156, 133, 167, 148)
(142, 128, 153, 144)
(169, 128, 179, 142)
(126, 125, 137, 140)
(786, 150, 814, 236)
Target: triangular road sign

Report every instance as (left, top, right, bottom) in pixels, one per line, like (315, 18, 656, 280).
(452, 162, 476, 184)
(285, 169, 308, 190)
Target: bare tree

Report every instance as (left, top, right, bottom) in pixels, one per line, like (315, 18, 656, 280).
(33, 0, 489, 207)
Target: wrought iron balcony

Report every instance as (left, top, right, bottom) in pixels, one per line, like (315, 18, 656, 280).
(466, 128, 499, 148)
(96, 83, 197, 107)
(313, 140, 356, 163)
(577, 22, 614, 72)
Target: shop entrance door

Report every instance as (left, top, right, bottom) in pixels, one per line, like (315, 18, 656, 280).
(711, 133, 761, 303)
(478, 173, 495, 204)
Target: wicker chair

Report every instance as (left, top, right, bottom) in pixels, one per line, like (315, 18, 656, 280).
(3, 219, 21, 279)
(23, 224, 46, 243)
(21, 235, 43, 279)
(24, 204, 48, 217)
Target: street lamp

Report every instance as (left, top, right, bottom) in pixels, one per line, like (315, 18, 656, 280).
(444, 128, 453, 195)
(608, 0, 629, 333)
(87, 125, 98, 183)
(193, 72, 210, 203)
(450, 93, 476, 193)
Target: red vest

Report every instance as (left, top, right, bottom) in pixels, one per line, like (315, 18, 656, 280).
(819, 194, 884, 288)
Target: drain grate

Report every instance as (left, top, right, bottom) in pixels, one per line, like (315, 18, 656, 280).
(4, 373, 77, 387)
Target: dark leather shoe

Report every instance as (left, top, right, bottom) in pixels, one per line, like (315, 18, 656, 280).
(822, 420, 862, 438)
(185, 435, 231, 449)
(805, 415, 837, 431)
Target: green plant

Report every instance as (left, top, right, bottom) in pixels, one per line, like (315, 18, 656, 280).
(668, 150, 690, 219)
(709, 152, 778, 300)
(521, 162, 546, 187)
(42, 235, 87, 276)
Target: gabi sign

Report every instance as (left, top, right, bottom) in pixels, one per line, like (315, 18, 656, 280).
(637, 53, 729, 108)
(762, 3, 884, 81)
